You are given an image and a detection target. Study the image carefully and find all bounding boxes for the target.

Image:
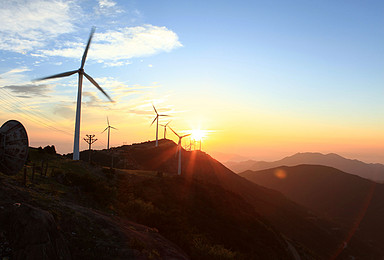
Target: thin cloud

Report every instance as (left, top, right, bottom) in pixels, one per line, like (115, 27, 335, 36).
(83, 91, 106, 107)
(2, 84, 51, 97)
(40, 25, 183, 62)
(0, 0, 79, 53)
(0, 67, 32, 86)
(99, 0, 116, 8)
(53, 103, 74, 119)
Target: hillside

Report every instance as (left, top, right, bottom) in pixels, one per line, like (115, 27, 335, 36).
(240, 164, 384, 256)
(0, 148, 188, 260)
(225, 152, 384, 182)
(80, 140, 382, 259)
(0, 145, 297, 259)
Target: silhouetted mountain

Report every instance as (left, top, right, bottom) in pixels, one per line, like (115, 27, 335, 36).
(82, 140, 382, 259)
(225, 152, 384, 182)
(240, 164, 384, 256)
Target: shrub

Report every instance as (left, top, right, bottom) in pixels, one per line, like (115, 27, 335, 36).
(192, 235, 237, 260)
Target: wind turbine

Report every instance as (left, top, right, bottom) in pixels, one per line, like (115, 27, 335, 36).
(159, 120, 171, 139)
(150, 105, 169, 147)
(36, 27, 113, 160)
(102, 116, 117, 149)
(169, 127, 191, 175)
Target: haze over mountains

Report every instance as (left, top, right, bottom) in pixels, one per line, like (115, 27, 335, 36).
(225, 152, 384, 182)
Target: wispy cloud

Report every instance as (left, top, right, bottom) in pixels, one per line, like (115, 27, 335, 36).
(99, 0, 116, 8)
(83, 91, 106, 107)
(53, 103, 74, 119)
(0, 67, 31, 85)
(0, 1, 181, 66)
(40, 25, 183, 63)
(0, 0, 79, 53)
(2, 84, 51, 98)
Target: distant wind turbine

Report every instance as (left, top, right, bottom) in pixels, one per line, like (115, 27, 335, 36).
(169, 127, 191, 175)
(150, 105, 169, 147)
(36, 27, 113, 160)
(160, 120, 171, 139)
(102, 116, 117, 149)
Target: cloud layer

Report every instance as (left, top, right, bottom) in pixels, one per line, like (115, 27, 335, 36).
(2, 84, 51, 97)
(0, 0, 78, 53)
(0, 1, 182, 62)
(40, 25, 183, 61)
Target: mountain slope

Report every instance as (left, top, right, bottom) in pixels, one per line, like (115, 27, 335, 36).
(9, 146, 294, 259)
(115, 170, 294, 259)
(226, 152, 384, 182)
(0, 151, 189, 260)
(240, 164, 384, 256)
(86, 140, 382, 259)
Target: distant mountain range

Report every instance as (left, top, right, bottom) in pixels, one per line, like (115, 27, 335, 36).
(225, 152, 384, 182)
(240, 165, 384, 255)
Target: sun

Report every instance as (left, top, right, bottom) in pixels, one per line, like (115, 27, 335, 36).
(190, 129, 206, 141)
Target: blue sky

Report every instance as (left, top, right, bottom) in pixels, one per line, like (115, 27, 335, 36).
(0, 0, 383, 163)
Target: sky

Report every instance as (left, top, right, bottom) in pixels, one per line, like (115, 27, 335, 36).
(0, 0, 384, 163)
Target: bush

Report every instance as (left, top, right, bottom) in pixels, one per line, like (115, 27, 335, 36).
(192, 235, 237, 260)
(43, 145, 56, 154)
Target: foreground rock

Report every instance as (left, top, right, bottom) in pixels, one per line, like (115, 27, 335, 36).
(0, 203, 71, 260)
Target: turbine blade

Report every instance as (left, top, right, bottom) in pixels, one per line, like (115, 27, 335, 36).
(168, 126, 180, 138)
(159, 114, 169, 117)
(181, 133, 191, 138)
(102, 127, 108, 133)
(84, 72, 113, 102)
(81, 27, 95, 69)
(150, 116, 158, 126)
(107, 116, 109, 126)
(111, 126, 117, 130)
(35, 70, 78, 81)
(165, 120, 172, 126)
(152, 104, 158, 115)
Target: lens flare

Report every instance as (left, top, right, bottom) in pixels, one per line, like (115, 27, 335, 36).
(274, 169, 287, 179)
(190, 129, 206, 141)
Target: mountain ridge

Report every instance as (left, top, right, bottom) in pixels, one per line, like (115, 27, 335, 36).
(225, 152, 384, 182)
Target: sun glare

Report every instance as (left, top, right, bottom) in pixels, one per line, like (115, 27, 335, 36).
(190, 129, 206, 141)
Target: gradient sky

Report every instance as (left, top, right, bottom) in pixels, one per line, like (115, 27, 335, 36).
(0, 0, 383, 163)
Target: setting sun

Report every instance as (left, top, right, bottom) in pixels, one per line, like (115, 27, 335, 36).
(190, 129, 206, 141)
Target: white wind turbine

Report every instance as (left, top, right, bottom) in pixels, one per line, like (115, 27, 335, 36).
(150, 105, 169, 147)
(169, 126, 191, 175)
(102, 116, 117, 149)
(36, 27, 113, 160)
(159, 120, 171, 139)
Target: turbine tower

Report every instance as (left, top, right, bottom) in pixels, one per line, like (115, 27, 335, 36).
(36, 27, 113, 160)
(151, 105, 168, 147)
(169, 127, 191, 175)
(102, 116, 117, 149)
(159, 120, 171, 139)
